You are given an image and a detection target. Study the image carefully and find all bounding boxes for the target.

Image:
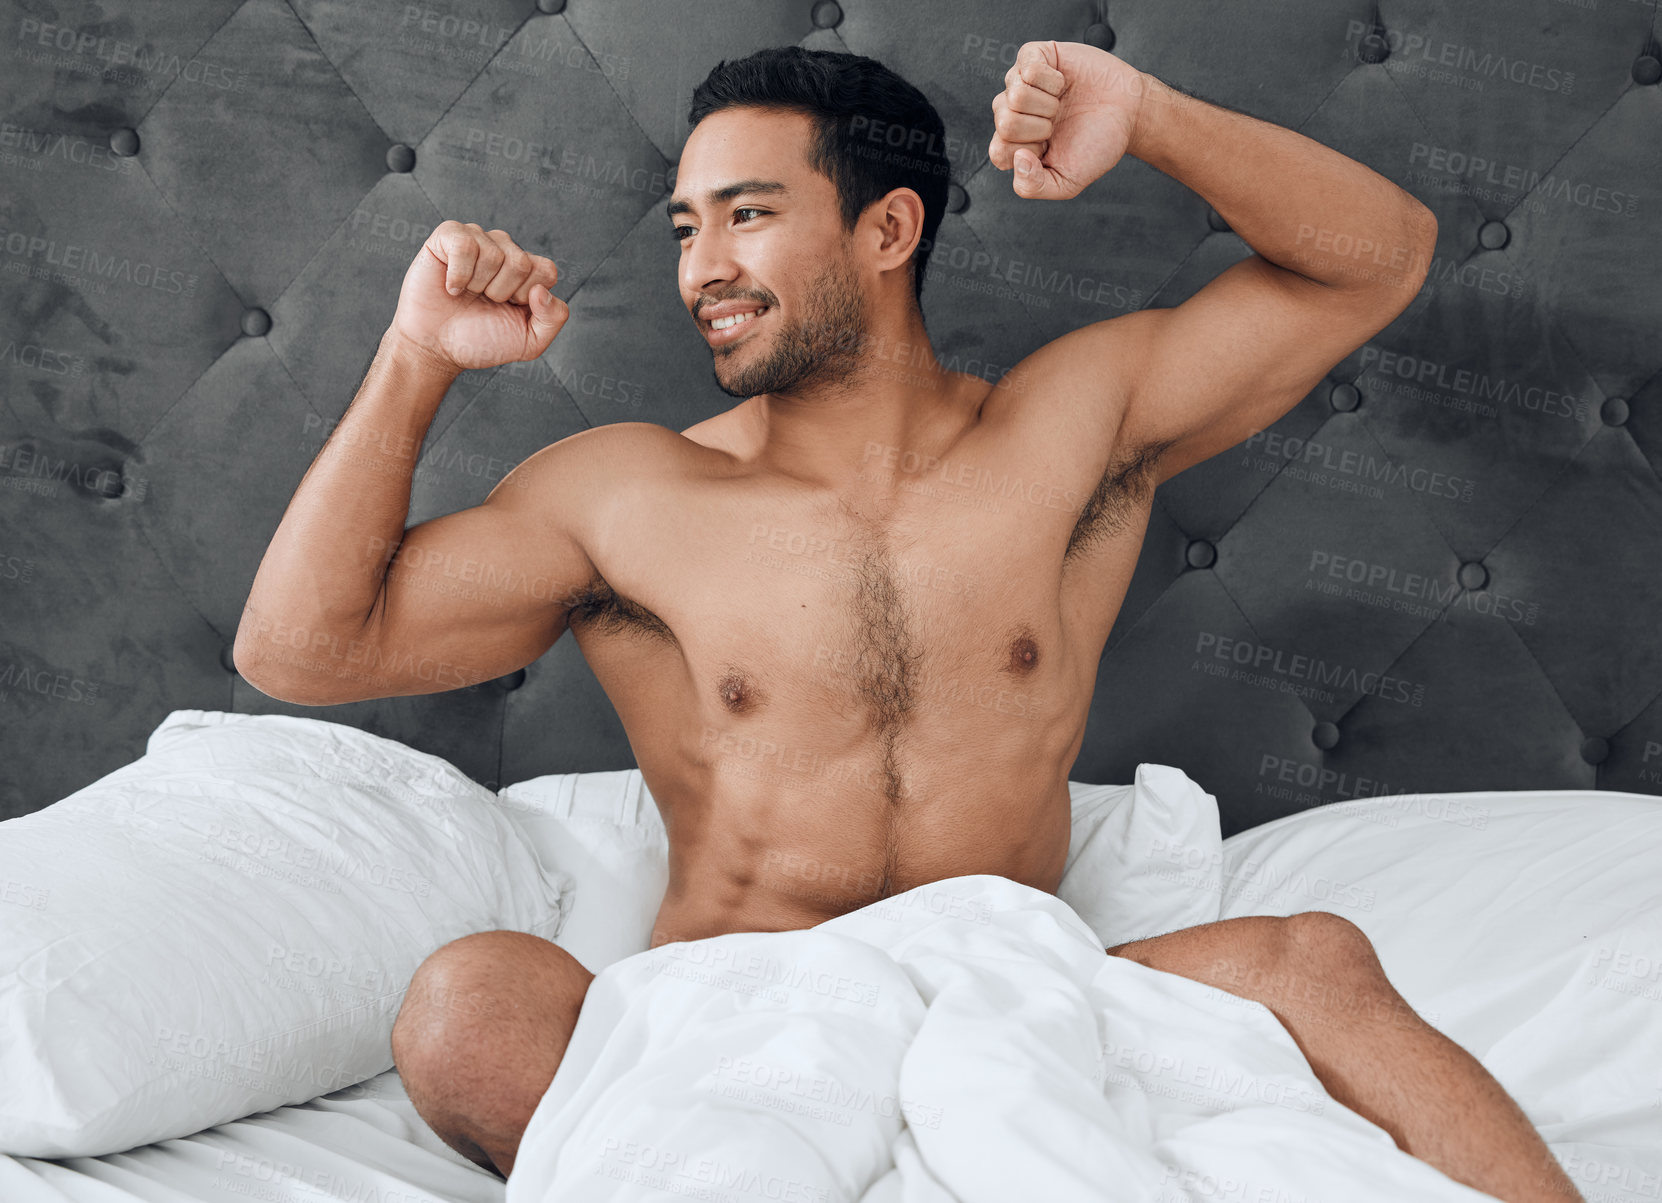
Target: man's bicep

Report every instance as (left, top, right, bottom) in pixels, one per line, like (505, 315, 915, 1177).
(351, 446, 600, 698)
(1115, 253, 1417, 483)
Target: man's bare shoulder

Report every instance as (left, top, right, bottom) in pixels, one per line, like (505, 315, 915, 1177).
(967, 313, 1167, 488)
(508, 420, 721, 492)
(489, 420, 729, 571)
(485, 421, 716, 540)
(979, 311, 1157, 433)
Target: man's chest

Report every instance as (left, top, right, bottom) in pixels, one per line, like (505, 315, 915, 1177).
(571, 458, 1152, 731)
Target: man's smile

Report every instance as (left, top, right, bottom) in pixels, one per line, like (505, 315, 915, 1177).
(698, 302, 770, 346)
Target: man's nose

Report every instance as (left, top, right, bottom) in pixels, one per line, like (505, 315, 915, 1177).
(680, 230, 739, 301)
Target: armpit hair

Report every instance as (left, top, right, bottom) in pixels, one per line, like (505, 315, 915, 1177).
(565, 573, 677, 644)
(1063, 439, 1174, 565)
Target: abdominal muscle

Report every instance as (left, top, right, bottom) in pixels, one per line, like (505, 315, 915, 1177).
(641, 749, 1076, 947)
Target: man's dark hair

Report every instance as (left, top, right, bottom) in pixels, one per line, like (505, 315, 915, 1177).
(687, 46, 951, 312)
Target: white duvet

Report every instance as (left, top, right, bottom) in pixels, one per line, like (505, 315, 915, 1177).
(505, 874, 1501, 1203)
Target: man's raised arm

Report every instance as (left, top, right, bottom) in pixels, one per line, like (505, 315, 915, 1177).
(985, 41, 1437, 483)
(234, 221, 599, 706)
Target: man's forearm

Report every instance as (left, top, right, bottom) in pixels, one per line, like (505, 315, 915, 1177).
(1126, 73, 1435, 292)
(236, 328, 457, 670)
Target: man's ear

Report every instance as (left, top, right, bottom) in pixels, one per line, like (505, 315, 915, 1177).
(868, 187, 926, 275)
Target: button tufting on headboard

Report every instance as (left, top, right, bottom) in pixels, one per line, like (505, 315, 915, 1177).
(1, 1, 1657, 831)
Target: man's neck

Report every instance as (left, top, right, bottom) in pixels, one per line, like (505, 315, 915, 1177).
(737, 315, 977, 494)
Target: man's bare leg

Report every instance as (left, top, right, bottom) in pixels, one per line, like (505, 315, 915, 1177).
(1107, 911, 1580, 1203)
(391, 931, 593, 1178)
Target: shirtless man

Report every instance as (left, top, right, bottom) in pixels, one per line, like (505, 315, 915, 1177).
(237, 41, 1580, 1203)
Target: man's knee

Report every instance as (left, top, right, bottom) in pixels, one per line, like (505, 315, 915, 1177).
(391, 930, 524, 1083)
(1203, 912, 1382, 1002)
(1253, 912, 1400, 1019)
(1281, 911, 1380, 970)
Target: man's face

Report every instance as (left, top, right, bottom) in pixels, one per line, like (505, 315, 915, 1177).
(671, 107, 870, 399)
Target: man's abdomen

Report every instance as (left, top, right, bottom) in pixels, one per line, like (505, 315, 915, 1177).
(645, 753, 1076, 946)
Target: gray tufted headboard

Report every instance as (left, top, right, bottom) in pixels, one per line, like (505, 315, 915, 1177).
(3, 1, 1660, 836)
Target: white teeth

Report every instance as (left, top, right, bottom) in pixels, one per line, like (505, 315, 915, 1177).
(710, 308, 765, 331)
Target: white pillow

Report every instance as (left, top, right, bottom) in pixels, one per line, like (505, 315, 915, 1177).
(494, 769, 668, 974)
(0, 709, 572, 1159)
(1215, 790, 1662, 1146)
(1059, 763, 1225, 948)
(495, 762, 1221, 970)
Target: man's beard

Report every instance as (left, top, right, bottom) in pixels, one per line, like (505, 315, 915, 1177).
(710, 254, 868, 400)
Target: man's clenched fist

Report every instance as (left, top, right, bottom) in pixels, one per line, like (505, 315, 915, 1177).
(390, 220, 570, 373)
(988, 40, 1153, 200)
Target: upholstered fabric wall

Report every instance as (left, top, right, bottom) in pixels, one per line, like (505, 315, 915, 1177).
(3, 0, 1659, 834)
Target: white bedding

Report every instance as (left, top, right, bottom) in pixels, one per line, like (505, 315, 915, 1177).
(0, 1069, 504, 1203)
(5, 786, 1659, 1202)
(505, 874, 1500, 1203)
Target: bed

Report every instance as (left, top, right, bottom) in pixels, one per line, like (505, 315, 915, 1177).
(2, 710, 1658, 1202)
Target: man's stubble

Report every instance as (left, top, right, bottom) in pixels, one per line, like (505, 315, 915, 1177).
(710, 249, 870, 401)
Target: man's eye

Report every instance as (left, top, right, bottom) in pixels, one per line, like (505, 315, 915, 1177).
(672, 208, 767, 243)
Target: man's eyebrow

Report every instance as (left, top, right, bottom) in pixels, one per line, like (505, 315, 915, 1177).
(666, 180, 790, 219)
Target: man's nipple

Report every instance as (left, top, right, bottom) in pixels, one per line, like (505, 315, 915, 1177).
(1008, 635, 1040, 674)
(717, 669, 756, 713)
